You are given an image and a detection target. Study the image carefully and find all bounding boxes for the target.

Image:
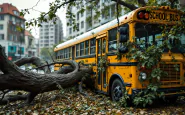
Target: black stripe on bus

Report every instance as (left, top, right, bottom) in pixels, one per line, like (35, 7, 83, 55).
(84, 64, 96, 66)
(75, 54, 96, 59)
(107, 52, 116, 56)
(83, 62, 137, 66)
(109, 62, 138, 66)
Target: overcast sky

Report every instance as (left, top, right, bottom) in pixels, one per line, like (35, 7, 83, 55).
(0, 0, 66, 38)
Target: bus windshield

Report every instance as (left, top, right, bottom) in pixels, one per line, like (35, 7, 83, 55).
(135, 23, 185, 53)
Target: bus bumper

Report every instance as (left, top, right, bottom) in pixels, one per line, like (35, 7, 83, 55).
(132, 87, 185, 97)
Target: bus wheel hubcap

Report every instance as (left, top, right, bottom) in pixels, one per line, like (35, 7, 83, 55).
(113, 86, 122, 101)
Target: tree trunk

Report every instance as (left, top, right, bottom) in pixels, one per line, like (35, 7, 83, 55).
(0, 45, 93, 104)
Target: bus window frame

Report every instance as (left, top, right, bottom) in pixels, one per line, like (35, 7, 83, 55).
(85, 40, 89, 55)
(80, 42, 85, 56)
(90, 38, 96, 54)
(108, 24, 129, 53)
(76, 44, 80, 57)
(69, 47, 72, 58)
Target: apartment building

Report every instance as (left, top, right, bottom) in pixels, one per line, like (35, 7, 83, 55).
(66, 0, 124, 39)
(0, 3, 25, 61)
(39, 16, 63, 49)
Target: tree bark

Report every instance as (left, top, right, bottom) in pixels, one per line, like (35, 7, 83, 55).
(0, 45, 93, 104)
(111, 0, 138, 10)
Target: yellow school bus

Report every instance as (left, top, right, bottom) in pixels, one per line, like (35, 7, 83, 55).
(54, 6, 185, 101)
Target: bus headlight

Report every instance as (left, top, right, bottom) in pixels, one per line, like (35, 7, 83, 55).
(139, 72, 147, 80)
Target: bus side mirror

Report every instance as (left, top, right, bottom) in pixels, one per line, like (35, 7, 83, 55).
(119, 27, 128, 43)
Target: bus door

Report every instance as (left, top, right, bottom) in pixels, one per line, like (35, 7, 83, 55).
(96, 33, 107, 92)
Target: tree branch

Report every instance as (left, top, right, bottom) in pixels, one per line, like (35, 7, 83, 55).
(111, 0, 138, 10)
(137, 0, 146, 6)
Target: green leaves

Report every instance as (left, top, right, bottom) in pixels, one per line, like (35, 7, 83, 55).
(116, 18, 185, 107)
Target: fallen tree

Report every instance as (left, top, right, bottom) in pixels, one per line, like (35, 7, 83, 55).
(0, 45, 93, 105)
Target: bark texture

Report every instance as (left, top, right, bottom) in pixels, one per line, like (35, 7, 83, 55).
(0, 45, 93, 104)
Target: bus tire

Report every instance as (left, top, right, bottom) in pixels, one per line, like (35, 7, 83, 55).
(111, 78, 124, 101)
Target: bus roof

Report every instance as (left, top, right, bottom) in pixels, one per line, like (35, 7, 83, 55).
(54, 11, 134, 51)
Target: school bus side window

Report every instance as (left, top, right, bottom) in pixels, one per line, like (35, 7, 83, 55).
(61, 50, 63, 59)
(69, 47, 71, 58)
(59, 50, 61, 59)
(80, 42, 84, 56)
(90, 38, 96, 54)
(85, 40, 89, 55)
(76, 44, 80, 57)
(108, 27, 117, 52)
(64, 49, 66, 59)
(66, 48, 69, 59)
(55, 51, 58, 59)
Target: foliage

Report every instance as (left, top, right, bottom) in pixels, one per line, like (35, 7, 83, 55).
(40, 47, 55, 62)
(116, 6, 185, 106)
(1, 90, 185, 114)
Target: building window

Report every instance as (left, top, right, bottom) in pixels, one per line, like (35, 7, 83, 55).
(111, 4, 116, 17)
(77, 12, 80, 20)
(77, 23, 79, 31)
(44, 40, 49, 42)
(86, 16, 92, 29)
(9, 15, 13, 21)
(81, 12, 84, 17)
(0, 15, 4, 20)
(13, 10, 19, 16)
(0, 8, 3, 12)
(9, 34, 13, 41)
(69, 28, 72, 34)
(45, 36, 49, 39)
(21, 23, 24, 28)
(81, 21, 84, 29)
(13, 35, 17, 41)
(44, 44, 49, 47)
(15, 18, 20, 23)
(0, 25, 3, 30)
(0, 34, 4, 40)
(50, 36, 54, 38)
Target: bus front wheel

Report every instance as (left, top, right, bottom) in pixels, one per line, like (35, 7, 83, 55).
(111, 79, 124, 101)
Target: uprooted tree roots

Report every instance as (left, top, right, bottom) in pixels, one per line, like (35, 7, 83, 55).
(0, 45, 93, 105)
